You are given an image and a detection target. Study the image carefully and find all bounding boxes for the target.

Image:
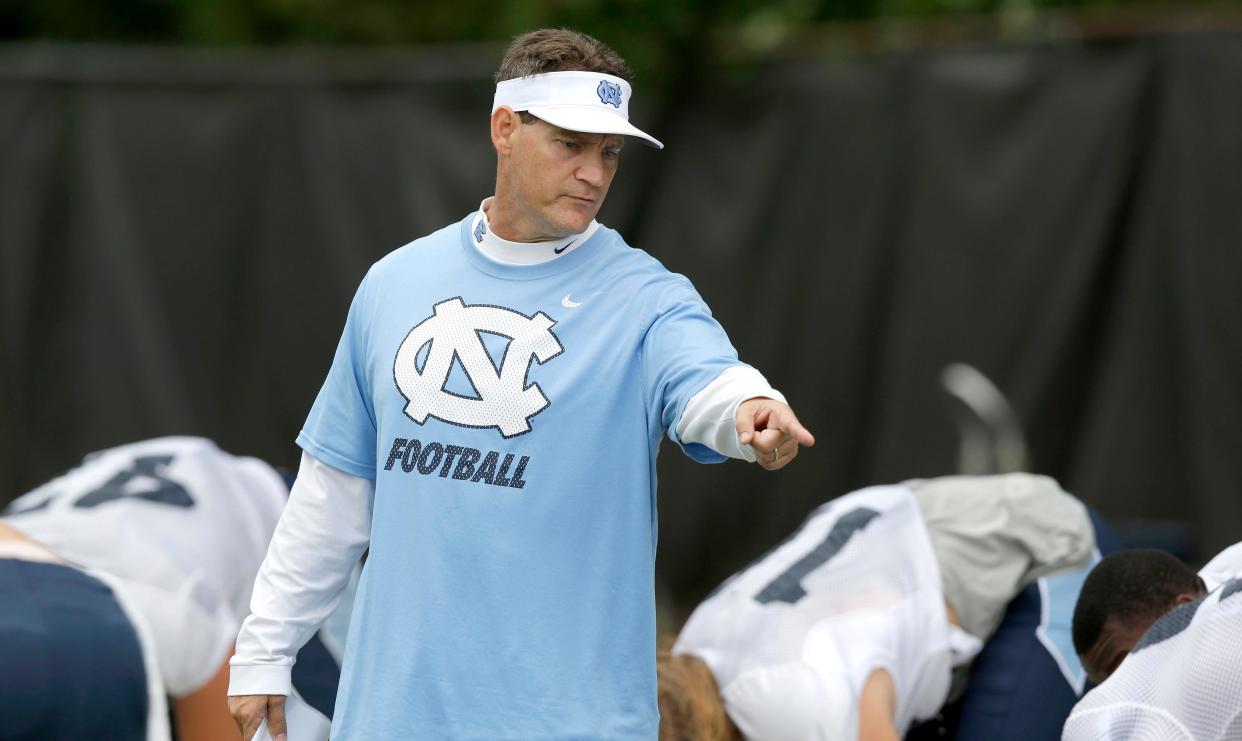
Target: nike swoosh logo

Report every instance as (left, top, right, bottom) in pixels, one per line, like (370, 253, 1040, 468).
(553, 239, 577, 255)
(561, 294, 584, 308)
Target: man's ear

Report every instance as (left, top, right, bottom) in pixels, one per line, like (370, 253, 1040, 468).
(491, 107, 521, 156)
(1174, 591, 1200, 606)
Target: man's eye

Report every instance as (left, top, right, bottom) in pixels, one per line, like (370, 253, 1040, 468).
(559, 140, 578, 149)
(604, 149, 620, 160)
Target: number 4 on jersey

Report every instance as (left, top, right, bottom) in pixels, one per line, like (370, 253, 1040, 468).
(74, 455, 193, 508)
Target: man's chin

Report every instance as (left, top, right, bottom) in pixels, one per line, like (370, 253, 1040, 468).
(550, 214, 594, 237)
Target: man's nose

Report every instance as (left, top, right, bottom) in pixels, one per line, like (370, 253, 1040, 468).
(575, 155, 606, 187)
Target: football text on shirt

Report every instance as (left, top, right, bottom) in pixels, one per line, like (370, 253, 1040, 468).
(383, 437, 529, 490)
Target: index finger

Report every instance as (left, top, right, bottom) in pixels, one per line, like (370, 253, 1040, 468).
(773, 407, 815, 447)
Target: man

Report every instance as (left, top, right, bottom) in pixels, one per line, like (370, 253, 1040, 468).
(1071, 543, 1242, 685)
(0, 520, 155, 740)
(1061, 543, 1242, 740)
(228, 28, 814, 741)
(660, 474, 1095, 740)
(2, 436, 343, 741)
(1064, 573, 1242, 740)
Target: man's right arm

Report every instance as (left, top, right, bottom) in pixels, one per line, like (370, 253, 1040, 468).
(228, 451, 374, 737)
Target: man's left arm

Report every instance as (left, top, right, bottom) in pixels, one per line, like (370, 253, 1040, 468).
(641, 280, 814, 470)
(675, 366, 814, 471)
(734, 396, 815, 471)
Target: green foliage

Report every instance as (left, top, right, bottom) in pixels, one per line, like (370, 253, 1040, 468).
(3, 0, 1240, 82)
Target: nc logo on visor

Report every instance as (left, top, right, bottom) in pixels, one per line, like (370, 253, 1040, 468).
(597, 80, 623, 108)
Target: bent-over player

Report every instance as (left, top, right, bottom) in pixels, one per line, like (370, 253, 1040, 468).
(2, 437, 343, 741)
(1064, 574, 1242, 740)
(1071, 542, 1242, 685)
(0, 518, 155, 739)
(661, 474, 1095, 740)
(1061, 543, 1242, 740)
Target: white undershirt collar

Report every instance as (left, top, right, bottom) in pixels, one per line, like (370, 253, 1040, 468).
(469, 198, 599, 266)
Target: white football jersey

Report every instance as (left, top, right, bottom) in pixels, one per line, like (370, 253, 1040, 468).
(674, 485, 970, 740)
(1062, 578, 1242, 741)
(4, 437, 287, 696)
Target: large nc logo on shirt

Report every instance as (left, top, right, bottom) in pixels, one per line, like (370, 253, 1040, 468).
(393, 297, 563, 438)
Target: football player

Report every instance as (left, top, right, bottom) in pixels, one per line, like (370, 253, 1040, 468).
(1064, 561, 1242, 740)
(2, 437, 347, 741)
(0, 518, 156, 739)
(1071, 543, 1242, 685)
(1059, 542, 1242, 739)
(659, 474, 1096, 740)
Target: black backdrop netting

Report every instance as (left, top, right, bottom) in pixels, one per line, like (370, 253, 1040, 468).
(1, 36, 1240, 615)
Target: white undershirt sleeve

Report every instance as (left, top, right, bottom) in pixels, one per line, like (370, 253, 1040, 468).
(676, 365, 787, 462)
(228, 452, 374, 697)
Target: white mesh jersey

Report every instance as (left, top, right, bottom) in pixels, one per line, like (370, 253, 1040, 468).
(1062, 578, 1242, 741)
(673, 485, 966, 740)
(3, 436, 287, 696)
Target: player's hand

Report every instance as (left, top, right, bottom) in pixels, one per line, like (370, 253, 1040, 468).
(228, 694, 286, 741)
(736, 397, 815, 471)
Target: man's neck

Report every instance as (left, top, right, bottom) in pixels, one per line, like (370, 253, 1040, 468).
(484, 197, 564, 243)
(470, 198, 597, 266)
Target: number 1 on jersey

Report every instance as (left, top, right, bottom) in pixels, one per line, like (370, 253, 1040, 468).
(755, 507, 880, 605)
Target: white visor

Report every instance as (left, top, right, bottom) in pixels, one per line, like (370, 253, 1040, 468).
(492, 71, 663, 149)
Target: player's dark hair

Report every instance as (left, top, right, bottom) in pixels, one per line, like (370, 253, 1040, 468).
(1072, 549, 1206, 656)
(495, 28, 633, 84)
(656, 640, 742, 741)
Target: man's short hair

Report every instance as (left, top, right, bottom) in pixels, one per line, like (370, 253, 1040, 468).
(1072, 549, 1204, 656)
(495, 28, 633, 84)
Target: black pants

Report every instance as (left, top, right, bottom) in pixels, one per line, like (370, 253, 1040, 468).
(0, 559, 148, 741)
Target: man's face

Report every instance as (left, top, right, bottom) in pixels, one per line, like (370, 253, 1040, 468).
(1080, 618, 1151, 685)
(502, 116, 623, 239)
(1079, 588, 1205, 685)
